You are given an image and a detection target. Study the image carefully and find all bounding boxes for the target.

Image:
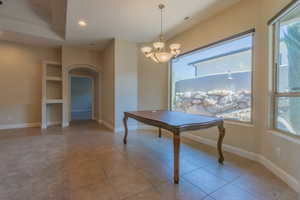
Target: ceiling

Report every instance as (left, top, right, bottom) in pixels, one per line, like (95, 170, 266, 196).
(0, 0, 241, 51)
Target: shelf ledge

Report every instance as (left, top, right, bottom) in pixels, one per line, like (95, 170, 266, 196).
(46, 76, 62, 81)
(45, 99, 63, 104)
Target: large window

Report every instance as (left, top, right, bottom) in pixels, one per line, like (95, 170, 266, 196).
(170, 31, 254, 122)
(271, 2, 300, 136)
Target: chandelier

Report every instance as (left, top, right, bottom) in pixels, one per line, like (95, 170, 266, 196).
(141, 4, 181, 63)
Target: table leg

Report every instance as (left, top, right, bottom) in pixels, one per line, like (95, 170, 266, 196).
(217, 124, 226, 164)
(123, 116, 128, 144)
(173, 132, 180, 184)
(158, 128, 162, 138)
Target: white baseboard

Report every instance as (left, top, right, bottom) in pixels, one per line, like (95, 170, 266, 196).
(114, 125, 138, 133)
(98, 120, 138, 133)
(0, 121, 64, 130)
(71, 109, 92, 112)
(182, 133, 299, 193)
(0, 122, 40, 130)
(257, 155, 299, 194)
(98, 120, 114, 131)
(62, 122, 69, 128)
(183, 133, 259, 161)
(138, 124, 159, 131)
(47, 121, 61, 126)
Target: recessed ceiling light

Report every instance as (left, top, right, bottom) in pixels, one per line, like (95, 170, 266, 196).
(78, 20, 87, 27)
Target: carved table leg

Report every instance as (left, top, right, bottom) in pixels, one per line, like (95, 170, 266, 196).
(123, 115, 128, 144)
(173, 132, 180, 184)
(217, 124, 226, 164)
(158, 128, 162, 138)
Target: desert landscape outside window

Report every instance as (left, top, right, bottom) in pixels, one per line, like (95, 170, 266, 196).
(170, 32, 254, 122)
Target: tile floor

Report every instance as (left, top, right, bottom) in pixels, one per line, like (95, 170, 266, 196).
(0, 121, 298, 200)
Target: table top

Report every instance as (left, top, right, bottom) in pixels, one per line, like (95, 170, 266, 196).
(125, 110, 223, 129)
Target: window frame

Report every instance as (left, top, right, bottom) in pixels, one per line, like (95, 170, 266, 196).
(169, 29, 255, 124)
(271, 2, 300, 136)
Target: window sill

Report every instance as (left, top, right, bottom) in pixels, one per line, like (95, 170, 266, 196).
(224, 120, 254, 128)
(268, 129, 300, 145)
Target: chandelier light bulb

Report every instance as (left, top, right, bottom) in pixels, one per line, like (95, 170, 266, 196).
(141, 46, 152, 54)
(153, 42, 165, 50)
(170, 43, 181, 50)
(155, 52, 173, 63)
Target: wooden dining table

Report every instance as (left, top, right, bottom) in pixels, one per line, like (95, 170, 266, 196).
(123, 110, 225, 184)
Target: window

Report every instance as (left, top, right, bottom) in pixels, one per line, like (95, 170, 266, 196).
(271, 2, 300, 136)
(170, 31, 254, 122)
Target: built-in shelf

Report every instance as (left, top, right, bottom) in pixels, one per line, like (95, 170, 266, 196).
(45, 99, 63, 104)
(46, 76, 62, 81)
(42, 61, 63, 129)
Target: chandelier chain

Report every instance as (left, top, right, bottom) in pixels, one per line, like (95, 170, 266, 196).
(161, 6, 163, 36)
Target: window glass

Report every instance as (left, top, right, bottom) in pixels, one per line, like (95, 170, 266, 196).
(275, 97, 300, 135)
(171, 34, 253, 122)
(273, 5, 300, 136)
(277, 6, 300, 93)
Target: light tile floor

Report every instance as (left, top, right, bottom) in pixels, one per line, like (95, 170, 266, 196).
(0, 121, 298, 200)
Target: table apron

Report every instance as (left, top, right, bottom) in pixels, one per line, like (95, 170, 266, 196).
(125, 113, 223, 134)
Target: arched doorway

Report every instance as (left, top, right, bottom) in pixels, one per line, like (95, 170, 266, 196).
(63, 64, 101, 126)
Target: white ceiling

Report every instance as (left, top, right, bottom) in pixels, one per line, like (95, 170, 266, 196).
(0, 0, 241, 50)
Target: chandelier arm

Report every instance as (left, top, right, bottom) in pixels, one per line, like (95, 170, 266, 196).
(153, 52, 161, 63)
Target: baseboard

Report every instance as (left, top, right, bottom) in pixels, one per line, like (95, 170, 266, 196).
(183, 133, 259, 161)
(71, 109, 92, 112)
(182, 133, 299, 193)
(257, 155, 299, 194)
(62, 122, 69, 128)
(0, 121, 65, 130)
(114, 125, 138, 133)
(98, 120, 138, 133)
(97, 120, 114, 131)
(138, 124, 159, 131)
(0, 122, 40, 130)
(47, 121, 61, 126)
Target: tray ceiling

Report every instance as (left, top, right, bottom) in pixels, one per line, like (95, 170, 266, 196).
(0, 0, 240, 50)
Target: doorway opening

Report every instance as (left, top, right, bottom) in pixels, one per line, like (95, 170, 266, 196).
(67, 66, 99, 124)
(71, 76, 94, 121)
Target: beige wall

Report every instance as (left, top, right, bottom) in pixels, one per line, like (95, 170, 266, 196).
(257, 0, 300, 190)
(138, 43, 169, 111)
(61, 46, 101, 70)
(0, 42, 103, 127)
(99, 39, 139, 129)
(114, 39, 138, 130)
(0, 40, 60, 126)
(100, 40, 115, 126)
(138, 0, 300, 191)
(61, 46, 102, 125)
